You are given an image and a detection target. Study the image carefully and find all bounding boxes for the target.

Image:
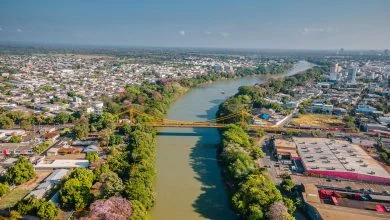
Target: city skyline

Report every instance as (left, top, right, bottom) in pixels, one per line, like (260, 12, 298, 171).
(1, 0, 390, 50)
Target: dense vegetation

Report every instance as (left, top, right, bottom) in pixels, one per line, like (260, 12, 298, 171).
(219, 125, 294, 219)
(0, 61, 296, 219)
(15, 196, 59, 220)
(217, 66, 326, 123)
(216, 67, 327, 219)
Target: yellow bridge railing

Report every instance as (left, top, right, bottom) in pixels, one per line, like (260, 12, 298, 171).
(114, 108, 343, 133)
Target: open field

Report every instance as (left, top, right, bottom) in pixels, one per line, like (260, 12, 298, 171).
(0, 189, 30, 209)
(291, 114, 344, 128)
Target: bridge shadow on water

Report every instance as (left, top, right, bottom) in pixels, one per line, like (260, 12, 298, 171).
(196, 103, 220, 120)
(189, 108, 237, 219)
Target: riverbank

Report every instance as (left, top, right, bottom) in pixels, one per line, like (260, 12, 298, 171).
(151, 61, 315, 219)
(96, 61, 300, 219)
(215, 66, 326, 219)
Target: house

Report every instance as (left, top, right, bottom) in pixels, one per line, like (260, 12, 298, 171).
(83, 145, 100, 153)
(45, 169, 69, 183)
(270, 139, 298, 163)
(284, 101, 298, 109)
(43, 132, 60, 141)
(27, 188, 47, 200)
(58, 147, 80, 155)
(332, 107, 347, 116)
(27, 169, 69, 200)
(46, 147, 59, 156)
(311, 103, 333, 114)
(35, 159, 89, 169)
(0, 129, 26, 136)
(0, 143, 34, 156)
(363, 123, 390, 132)
(72, 140, 97, 146)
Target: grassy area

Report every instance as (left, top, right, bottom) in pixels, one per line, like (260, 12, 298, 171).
(0, 188, 30, 209)
(292, 114, 344, 128)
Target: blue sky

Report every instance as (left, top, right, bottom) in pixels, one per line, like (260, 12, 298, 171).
(1, 0, 389, 49)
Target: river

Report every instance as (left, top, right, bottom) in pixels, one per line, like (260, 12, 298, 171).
(151, 61, 315, 220)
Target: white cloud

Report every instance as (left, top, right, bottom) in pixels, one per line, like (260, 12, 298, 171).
(179, 30, 185, 37)
(302, 27, 333, 35)
(220, 32, 229, 37)
(16, 28, 22, 33)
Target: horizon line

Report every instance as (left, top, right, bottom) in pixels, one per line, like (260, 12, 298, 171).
(0, 41, 388, 52)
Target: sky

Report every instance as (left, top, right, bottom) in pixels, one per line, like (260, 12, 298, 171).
(1, 0, 389, 50)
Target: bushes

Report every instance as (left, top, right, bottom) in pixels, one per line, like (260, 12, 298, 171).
(9, 135, 22, 143)
(86, 152, 99, 163)
(0, 183, 10, 196)
(32, 141, 52, 154)
(15, 196, 58, 220)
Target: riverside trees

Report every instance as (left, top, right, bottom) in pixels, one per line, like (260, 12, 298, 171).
(217, 67, 326, 123)
(220, 125, 295, 219)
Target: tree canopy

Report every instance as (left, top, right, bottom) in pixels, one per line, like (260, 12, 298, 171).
(6, 157, 36, 185)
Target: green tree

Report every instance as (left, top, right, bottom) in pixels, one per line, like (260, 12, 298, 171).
(0, 114, 14, 128)
(280, 178, 296, 194)
(0, 183, 10, 196)
(255, 129, 266, 138)
(68, 168, 94, 188)
(9, 135, 22, 143)
(118, 123, 132, 135)
(130, 200, 150, 220)
(60, 178, 92, 210)
(73, 123, 90, 139)
(109, 134, 124, 146)
(232, 174, 282, 219)
(283, 197, 296, 214)
(6, 157, 36, 185)
(99, 171, 124, 198)
(86, 152, 99, 163)
(124, 177, 155, 210)
(15, 196, 40, 215)
(228, 158, 256, 180)
(54, 112, 71, 124)
(93, 164, 110, 181)
(37, 201, 58, 220)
